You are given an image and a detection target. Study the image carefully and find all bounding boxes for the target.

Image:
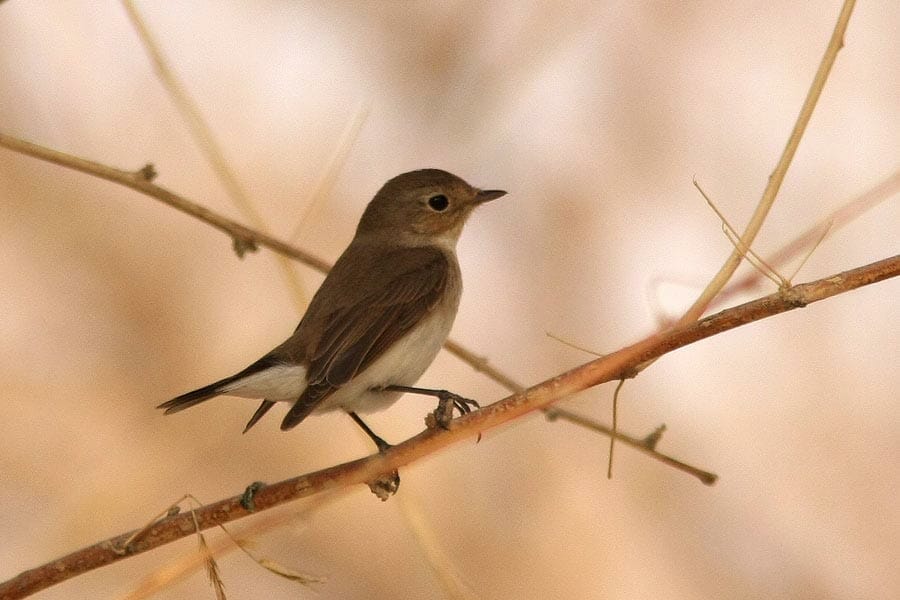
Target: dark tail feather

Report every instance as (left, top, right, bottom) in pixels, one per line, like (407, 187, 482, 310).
(281, 386, 329, 430)
(158, 356, 278, 415)
(158, 371, 248, 414)
(243, 400, 276, 433)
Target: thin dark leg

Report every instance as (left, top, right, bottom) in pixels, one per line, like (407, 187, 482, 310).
(384, 385, 480, 428)
(349, 411, 392, 452)
(348, 411, 399, 501)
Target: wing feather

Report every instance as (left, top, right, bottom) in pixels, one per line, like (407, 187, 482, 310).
(279, 245, 450, 430)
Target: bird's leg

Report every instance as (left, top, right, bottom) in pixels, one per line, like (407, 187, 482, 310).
(383, 385, 480, 429)
(348, 411, 399, 501)
(349, 411, 392, 452)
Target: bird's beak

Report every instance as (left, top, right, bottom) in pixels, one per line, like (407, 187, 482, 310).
(475, 189, 507, 204)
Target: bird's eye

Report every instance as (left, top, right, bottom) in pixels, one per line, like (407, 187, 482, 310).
(427, 194, 449, 211)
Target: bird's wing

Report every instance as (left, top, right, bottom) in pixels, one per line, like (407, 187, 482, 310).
(279, 244, 451, 430)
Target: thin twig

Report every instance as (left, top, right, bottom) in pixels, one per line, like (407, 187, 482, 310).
(718, 170, 899, 304)
(0, 133, 331, 273)
(121, 492, 336, 599)
(121, 0, 311, 309)
(678, 0, 857, 324)
(3, 255, 896, 599)
(607, 379, 626, 479)
(785, 219, 832, 283)
(288, 101, 371, 242)
(646, 169, 900, 323)
(693, 179, 787, 289)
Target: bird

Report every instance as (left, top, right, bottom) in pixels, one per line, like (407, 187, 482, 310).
(158, 169, 505, 453)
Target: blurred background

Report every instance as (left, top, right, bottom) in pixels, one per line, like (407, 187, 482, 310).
(1, 1, 897, 598)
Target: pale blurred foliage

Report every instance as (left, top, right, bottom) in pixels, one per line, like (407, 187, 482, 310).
(1, 2, 898, 599)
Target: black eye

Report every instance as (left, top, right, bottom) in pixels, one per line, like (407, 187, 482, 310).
(427, 194, 449, 211)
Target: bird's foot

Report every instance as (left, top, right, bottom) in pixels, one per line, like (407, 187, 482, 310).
(425, 390, 480, 430)
(240, 481, 266, 512)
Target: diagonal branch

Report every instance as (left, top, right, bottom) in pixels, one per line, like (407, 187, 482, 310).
(0, 131, 706, 479)
(2, 254, 896, 599)
(0, 132, 331, 273)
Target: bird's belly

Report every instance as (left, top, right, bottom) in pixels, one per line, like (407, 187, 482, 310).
(314, 308, 455, 414)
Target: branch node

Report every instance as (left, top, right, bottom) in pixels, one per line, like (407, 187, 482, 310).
(779, 286, 807, 308)
(643, 424, 667, 450)
(232, 235, 259, 259)
(240, 481, 265, 512)
(367, 471, 400, 501)
(106, 539, 130, 557)
(621, 366, 640, 379)
(136, 163, 158, 181)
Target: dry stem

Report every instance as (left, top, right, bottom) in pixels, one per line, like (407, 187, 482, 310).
(678, 0, 857, 324)
(2, 254, 896, 599)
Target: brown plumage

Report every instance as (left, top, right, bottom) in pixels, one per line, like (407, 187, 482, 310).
(158, 169, 505, 437)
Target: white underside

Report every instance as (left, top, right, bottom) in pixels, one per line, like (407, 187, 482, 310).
(220, 363, 308, 400)
(218, 308, 454, 415)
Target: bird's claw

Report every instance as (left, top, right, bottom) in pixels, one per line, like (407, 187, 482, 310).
(427, 390, 480, 430)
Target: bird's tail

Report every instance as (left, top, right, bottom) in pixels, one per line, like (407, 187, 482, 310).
(158, 354, 281, 414)
(157, 370, 249, 414)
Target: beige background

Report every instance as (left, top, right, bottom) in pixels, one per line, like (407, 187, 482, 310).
(1, 2, 898, 599)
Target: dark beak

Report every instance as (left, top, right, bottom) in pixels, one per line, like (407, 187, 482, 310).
(475, 189, 507, 203)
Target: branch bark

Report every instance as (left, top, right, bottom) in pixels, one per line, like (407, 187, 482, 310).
(2, 254, 897, 599)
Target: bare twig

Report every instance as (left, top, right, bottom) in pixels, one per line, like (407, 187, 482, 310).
(121, 492, 335, 599)
(678, 0, 857, 324)
(0, 132, 705, 480)
(712, 169, 899, 306)
(0, 133, 331, 273)
(646, 169, 899, 324)
(121, 1, 362, 313)
(120, 0, 313, 310)
(288, 101, 371, 242)
(694, 179, 788, 289)
(2, 255, 896, 599)
(607, 379, 626, 479)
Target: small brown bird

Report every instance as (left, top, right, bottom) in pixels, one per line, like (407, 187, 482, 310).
(159, 169, 505, 452)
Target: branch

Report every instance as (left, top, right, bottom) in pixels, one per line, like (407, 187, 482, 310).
(121, 0, 313, 311)
(0, 132, 330, 272)
(710, 169, 900, 307)
(2, 255, 896, 599)
(0, 132, 705, 480)
(646, 168, 900, 322)
(679, 0, 856, 323)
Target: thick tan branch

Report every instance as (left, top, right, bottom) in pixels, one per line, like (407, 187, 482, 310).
(2, 254, 896, 599)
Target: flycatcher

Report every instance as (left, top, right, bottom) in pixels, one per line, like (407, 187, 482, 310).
(159, 169, 505, 453)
